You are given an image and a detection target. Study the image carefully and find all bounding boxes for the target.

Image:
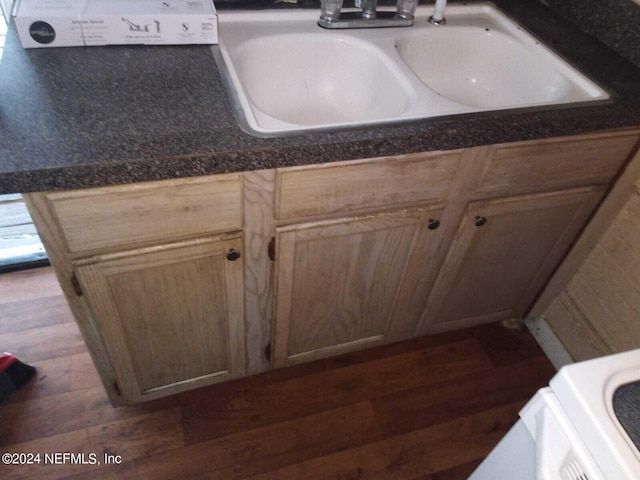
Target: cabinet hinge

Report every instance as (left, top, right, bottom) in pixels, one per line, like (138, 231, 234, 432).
(70, 272, 83, 297)
(268, 237, 276, 262)
(264, 342, 272, 362)
(112, 381, 122, 397)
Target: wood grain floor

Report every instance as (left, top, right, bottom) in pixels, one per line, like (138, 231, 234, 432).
(0, 267, 556, 480)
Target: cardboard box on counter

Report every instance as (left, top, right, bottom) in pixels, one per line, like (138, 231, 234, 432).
(14, 0, 218, 48)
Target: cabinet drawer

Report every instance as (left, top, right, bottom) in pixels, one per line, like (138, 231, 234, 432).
(275, 151, 461, 220)
(46, 174, 243, 256)
(476, 131, 640, 198)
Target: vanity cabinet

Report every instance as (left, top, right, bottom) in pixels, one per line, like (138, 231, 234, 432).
(23, 128, 640, 405)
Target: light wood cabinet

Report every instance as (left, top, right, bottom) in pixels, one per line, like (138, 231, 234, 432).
(24, 175, 247, 405)
(475, 133, 640, 199)
(417, 188, 603, 334)
(275, 151, 460, 220)
(23, 128, 640, 405)
(75, 235, 245, 403)
(45, 173, 243, 256)
(272, 207, 444, 367)
(271, 130, 639, 351)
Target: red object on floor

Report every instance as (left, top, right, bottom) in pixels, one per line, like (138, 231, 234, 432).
(0, 353, 18, 372)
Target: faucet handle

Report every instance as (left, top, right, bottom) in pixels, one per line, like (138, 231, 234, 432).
(397, 0, 417, 19)
(320, 0, 344, 22)
(362, 0, 377, 19)
(354, 0, 362, 7)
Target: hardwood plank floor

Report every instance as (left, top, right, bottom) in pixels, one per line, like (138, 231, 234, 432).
(0, 267, 557, 480)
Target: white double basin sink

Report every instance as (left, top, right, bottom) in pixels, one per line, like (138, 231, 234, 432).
(214, 3, 610, 136)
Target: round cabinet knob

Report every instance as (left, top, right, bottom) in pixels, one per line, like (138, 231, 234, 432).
(226, 249, 241, 261)
(474, 216, 488, 227)
(427, 219, 440, 230)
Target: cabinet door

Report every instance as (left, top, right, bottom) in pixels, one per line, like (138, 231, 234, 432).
(417, 188, 603, 334)
(75, 235, 245, 403)
(273, 207, 443, 367)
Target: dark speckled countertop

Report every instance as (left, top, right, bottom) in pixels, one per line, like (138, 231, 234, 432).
(1, 0, 640, 194)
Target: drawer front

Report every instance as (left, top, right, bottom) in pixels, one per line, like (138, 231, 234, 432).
(275, 151, 461, 220)
(477, 132, 640, 199)
(47, 174, 243, 256)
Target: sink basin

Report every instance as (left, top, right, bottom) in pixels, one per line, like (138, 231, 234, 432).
(394, 18, 605, 108)
(230, 34, 415, 126)
(214, 4, 610, 136)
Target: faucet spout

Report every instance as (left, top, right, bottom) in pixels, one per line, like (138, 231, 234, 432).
(429, 0, 447, 25)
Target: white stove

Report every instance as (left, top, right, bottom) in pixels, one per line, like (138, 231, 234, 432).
(470, 348, 640, 479)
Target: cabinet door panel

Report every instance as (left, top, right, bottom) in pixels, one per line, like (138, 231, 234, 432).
(76, 235, 245, 403)
(274, 208, 443, 367)
(418, 189, 603, 333)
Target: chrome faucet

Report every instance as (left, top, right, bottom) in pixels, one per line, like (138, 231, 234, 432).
(429, 0, 447, 24)
(318, 0, 416, 29)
